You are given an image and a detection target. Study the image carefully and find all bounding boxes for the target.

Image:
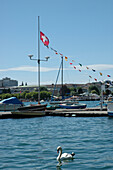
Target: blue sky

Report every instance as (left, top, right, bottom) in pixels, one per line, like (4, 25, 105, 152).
(0, 0, 113, 86)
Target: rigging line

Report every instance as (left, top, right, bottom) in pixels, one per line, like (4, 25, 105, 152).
(64, 61, 72, 83)
(51, 61, 62, 101)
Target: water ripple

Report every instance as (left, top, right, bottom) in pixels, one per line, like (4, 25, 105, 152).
(0, 117, 113, 169)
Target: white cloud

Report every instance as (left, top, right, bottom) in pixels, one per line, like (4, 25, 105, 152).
(0, 64, 113, 73)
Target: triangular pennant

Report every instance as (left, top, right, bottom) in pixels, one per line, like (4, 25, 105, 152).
(79, 63, 82, 67)
(99, 72, 103, 76)
(65, 56, 68, 61)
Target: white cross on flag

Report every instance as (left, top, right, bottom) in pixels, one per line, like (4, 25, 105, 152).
(40, 31, 49, 47)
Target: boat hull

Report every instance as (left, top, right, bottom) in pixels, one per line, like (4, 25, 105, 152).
(107, 102, 113, 117)
(59, 104, 87, 109)
(12, 110, 46, 118)
(18, 104, 47, 111)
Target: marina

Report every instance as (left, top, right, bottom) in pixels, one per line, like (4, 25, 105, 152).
(0, 106, 108, 119)
(0, 1, 113, 169)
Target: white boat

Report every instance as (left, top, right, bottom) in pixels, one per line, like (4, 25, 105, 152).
(107, 102, 113, 117)
(0, 97, 23, 111)
(12, 110, 46, 118)
(59, 103, 87, 109)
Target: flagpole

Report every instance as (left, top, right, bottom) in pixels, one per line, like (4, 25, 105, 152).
(38, 16, 40, 104)
(28, 17, 50, 105)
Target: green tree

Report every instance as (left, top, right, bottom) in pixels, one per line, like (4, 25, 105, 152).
(2, 93, 12, 99)
(59, 85, 70, 96)
(70, 91, 76, 96)
(25, 93, 31, 100)
(31, 92, 38, 101)
(40, 86, 48, 91)
(105, 89, 111, 96)
(77, 87, 83, 94)
(89, 85, 100, 95)
(91, 90, 98, 94)
(70, 87, 77, 93)
(40, 91, 51, 100)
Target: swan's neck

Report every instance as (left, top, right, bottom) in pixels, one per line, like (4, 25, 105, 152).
(57, 148, 62, 160)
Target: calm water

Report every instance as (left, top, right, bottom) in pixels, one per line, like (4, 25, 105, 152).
(0, 102, 113, 169)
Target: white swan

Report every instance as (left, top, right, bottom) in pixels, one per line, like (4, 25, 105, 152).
(57, 146, 75, 161)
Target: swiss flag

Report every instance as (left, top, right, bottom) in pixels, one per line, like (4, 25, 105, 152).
(40, 31, 49, 46)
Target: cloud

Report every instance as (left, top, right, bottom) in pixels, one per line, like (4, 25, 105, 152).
(0, 65, 60, 72)
(0, 64, 113, 73)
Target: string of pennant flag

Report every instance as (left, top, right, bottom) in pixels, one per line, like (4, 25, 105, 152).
(40, 31, 111, 82)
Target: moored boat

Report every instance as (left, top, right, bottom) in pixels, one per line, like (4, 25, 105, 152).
(107, 102, 113, 117)
(59, 103, 87, 109)
(12, 110, 46, 118)
(0, 97, 23, 111)
(17, 103, 47, 111)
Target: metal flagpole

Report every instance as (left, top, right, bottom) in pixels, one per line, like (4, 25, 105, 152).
(28, 16, 50, 104)
(38, 16, 40, 104)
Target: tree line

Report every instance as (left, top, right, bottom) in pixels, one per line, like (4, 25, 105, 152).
(0, 85, 112, 101)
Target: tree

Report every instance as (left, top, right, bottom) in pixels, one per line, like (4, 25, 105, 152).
(70, 87, 77, 93)
(105, 89, 111, 96)
(59, 85, 70, 96)
(91, 90, 98, 94)
(89, 85, 100, 95)
(31, 92, 38, 101)
(21, 81, 24, 86)
(40, 86, 48, 91)
(70, 91, 76, 96)
(25, 93, 31, 100)
(77, 87, 83, 94)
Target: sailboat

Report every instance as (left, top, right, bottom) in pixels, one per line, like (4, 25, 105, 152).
(12, 16, 47, 117)
(49, 53, 87, 109)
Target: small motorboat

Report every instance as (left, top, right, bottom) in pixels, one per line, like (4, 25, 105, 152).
(0, 97, 23, 111)
(59, 103, 87, 109)
(17, 103, 47, 111)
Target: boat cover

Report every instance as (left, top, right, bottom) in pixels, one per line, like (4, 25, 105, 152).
(0, 97, 23, 105)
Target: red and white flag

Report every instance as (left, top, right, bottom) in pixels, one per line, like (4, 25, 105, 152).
(40, 31, 49, 46)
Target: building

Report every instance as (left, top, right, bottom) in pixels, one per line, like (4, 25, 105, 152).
(0, 77, 18, 87)
(10, 85, 38, 94)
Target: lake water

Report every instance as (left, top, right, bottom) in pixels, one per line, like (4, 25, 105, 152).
(0, 101, 113, 169)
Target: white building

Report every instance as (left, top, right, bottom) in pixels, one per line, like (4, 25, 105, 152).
(0, 77, 18, 87)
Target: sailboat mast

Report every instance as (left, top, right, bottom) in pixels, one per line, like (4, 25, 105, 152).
(38, 16, 40, 104)
(61, 56, 63, 100)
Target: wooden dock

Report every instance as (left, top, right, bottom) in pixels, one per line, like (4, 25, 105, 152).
(0, 107, 108, 119)
(46, 107, 108, 117)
